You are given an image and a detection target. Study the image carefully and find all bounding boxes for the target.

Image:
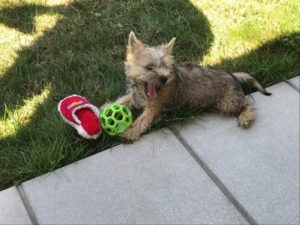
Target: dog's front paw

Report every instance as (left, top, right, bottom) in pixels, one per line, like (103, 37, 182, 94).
(123, 127, 141, 142)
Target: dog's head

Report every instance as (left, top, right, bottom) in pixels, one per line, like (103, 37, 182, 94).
(125, 31, 176, 99)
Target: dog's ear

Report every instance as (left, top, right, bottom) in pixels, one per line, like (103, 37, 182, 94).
(164, 37, 176, 53)
(128, 31, 143, 51)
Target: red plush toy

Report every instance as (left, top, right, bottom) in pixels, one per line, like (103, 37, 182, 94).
(58, 95, 101, 139)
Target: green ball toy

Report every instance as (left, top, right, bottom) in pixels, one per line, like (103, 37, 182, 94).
(100, 103, 133, 136)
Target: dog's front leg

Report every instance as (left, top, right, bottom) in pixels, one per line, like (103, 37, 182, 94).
(123, 106, 158, 141)
(116, 93, 132, 107)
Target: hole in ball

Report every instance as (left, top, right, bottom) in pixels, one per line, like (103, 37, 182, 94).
(107, 118, 114, 126)
(123, 107, 130, 115)
(105, 109, 113, 117)
(113, 105, 120, 110)
(115, 112, 123, 121)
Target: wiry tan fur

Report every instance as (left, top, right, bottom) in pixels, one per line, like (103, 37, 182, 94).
(117, 31, 271, 141)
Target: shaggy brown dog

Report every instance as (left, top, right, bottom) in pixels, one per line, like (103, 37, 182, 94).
(117, 31, 271, 141)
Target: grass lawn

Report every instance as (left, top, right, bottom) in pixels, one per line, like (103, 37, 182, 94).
(0, 0, 299, 190)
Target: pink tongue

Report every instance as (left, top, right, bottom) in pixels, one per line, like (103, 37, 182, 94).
(147, 83, 157, 99)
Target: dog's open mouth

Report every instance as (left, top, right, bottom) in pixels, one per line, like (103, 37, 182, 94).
(144, 82, 158, 99)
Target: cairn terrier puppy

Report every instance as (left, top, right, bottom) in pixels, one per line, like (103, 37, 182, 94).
(117, 31, 271, 141)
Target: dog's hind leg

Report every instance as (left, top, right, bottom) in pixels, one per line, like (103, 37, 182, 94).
(216, 94, 256, 128)
(237, 103, 256, 128)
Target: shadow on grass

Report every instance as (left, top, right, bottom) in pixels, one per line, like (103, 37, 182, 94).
(0, 0, 213, 189)
(0, 4, 66, 33)
(214, 32, 300, 89)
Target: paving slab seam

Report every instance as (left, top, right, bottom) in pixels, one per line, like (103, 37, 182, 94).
(16, 185, 39, 225)
(285, 80, 300, 93)
(169, 126, 258, 225)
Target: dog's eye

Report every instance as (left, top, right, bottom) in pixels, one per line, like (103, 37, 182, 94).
(145, 64, 154, 71)
(160, 62, 167, 68)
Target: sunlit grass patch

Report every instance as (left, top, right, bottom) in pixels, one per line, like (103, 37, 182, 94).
(34, 13, 63, 33)
(0, 85, 51, 138)
(0, 25, 33, 75)
(190, 0, 300, 65)
(0, 2, 64, 75)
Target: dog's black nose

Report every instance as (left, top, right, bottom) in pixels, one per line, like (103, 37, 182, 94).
(159, 76, 168, 84)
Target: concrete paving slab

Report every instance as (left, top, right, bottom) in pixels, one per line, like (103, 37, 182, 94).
(176, 82, 300, 224)
(22, 129, 247, 224)
(288, 76, 299, 90)
(0, 187, 32, 224)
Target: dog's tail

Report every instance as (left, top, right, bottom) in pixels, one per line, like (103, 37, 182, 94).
(232, 72, 271, 96)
